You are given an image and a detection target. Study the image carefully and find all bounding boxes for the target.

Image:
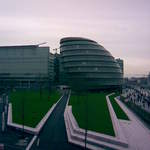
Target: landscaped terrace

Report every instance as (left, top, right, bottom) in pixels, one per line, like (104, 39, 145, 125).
(69, 92, 115, 136)
(10, 89, 61, 127)
(109, 93, 129, 120)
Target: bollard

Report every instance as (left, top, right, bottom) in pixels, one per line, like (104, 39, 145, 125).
(0, 144, 4, 150)
(5, 105, 7, 114)
(2, 112, 5, 132)
(6, 97, 8, 105)
(36, 138, 40, 147)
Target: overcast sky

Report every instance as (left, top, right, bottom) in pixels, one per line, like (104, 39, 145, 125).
(0, 0, 150, 77)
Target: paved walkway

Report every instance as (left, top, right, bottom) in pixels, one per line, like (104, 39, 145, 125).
(30, 93, 83, 150)
(116, 99, 150, 150)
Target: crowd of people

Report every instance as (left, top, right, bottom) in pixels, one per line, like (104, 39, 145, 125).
(122, 86, 150, 113)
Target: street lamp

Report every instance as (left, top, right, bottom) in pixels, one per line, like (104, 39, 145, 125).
(1, 93, 5, 132)
(22, 90, 25, 138)
(84, 92, 88, 149)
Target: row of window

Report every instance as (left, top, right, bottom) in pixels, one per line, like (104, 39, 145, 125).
(66, 68, 121, 73)
(65, 73, 122, 78)
(62, 56, 114, 62)
(60, 41, 99, 47)
(67, 78, 122, 84)
(60, 44, 105, 51)
(61, 51, 111, 57)
(63, 62, 118, 68)
(61, 48, 110, 55)
(0, 49, 38, 56)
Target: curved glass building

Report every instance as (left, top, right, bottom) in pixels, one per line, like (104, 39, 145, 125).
(60, 37, 123, 91)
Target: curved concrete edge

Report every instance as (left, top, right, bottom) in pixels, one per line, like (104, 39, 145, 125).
(7, 95, 63, 135)
(64, 90, 71, 111)
(64, 93, 129, 150)
(114, 97, 132, 121)
(65, 106, 128, 150)
(106, 93, 128, 143)
(26, 135, 37, 150)
(7, 103, 12, 123)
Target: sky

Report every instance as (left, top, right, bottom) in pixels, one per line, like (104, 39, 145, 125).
(0, 0, 150, 77)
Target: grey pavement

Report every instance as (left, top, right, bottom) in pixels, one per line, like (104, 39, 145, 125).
(30, 93, 83, 150)
(116, 99, 150, 150)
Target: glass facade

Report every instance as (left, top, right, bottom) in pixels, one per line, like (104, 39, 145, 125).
(0, 45, 54, 88)
(60, 37, 123, 91)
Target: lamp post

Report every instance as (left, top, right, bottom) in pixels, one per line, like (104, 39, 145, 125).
(22, 90, 25, 138)
(84, 92, 88, 149)
(38, 73, 43, 101)
(1, 93, 5, 132)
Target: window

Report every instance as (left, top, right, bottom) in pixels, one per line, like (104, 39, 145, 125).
(82, 62, 86, 65)
(31, 49, 36, 55)
(95, 67, 98, 71)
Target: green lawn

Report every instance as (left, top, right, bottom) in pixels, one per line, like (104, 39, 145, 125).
(69, 93, 115, 136)
(109, 94, 129, 120)
(10, 89, 61, 127)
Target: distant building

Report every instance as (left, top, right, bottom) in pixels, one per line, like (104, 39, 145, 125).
(54, 53, 60, 85)
(125, 76, 147, 87)
(148, 73, 150, 85)
(137, 77, 147, 85)
(60, 37, 123, 91)
(0, 44, 54, 88)
(116, 58, 124, 75)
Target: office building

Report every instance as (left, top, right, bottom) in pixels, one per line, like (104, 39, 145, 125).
(60, 37, 123, 91)
(0, 44, 54, 88)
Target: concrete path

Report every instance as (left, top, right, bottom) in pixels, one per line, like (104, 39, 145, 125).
(30, 93, 83, 150)
(116, 99, 150, 150)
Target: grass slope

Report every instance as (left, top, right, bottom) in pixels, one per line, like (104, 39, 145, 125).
(69, 93, 115, 136)
(10, 89, 61, 127)
(109, 94, 129, 120)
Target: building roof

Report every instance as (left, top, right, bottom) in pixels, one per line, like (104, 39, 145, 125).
(60, 37, 97, 44)
(0, 42, 48, 48)
(0, 44, 39, 48)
